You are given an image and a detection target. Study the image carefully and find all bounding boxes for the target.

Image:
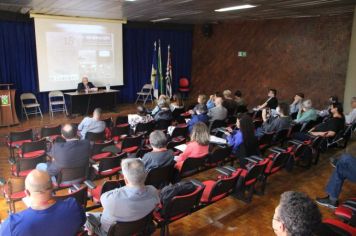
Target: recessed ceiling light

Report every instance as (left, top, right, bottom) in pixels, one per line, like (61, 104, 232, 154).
(215, 4, 256, 12)
(150, 18, 172, 23)
(125, 0, 136, 2)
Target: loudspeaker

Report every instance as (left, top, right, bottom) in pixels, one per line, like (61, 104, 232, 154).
(202, 24, 213, 38)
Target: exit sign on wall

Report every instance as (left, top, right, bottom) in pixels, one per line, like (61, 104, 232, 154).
(238, 51, 247, 57)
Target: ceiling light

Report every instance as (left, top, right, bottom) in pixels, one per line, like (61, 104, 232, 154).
(215, 4, 256, 12)
(150, 18, 172, 22)
(125, 0, 136, 2)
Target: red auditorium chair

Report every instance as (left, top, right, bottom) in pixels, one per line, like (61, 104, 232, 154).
(177, 155, 208, 178)
(54, 185, 88, 209)
(3, 176, 26, 213)
(171, 107, 186, 124)
(115, 116, 128, 126)
(101, 117, 113, 128)
(271, 129, 290, 146)
(18, 139, 47, 159)
(118, 134, 143, 153)
(209, 119, 227, 134)
(334, 198, 356, 227)
(145, 164, 175, 189)
(11, 154, 47, 177)
(40, 125, 62, 141)
(111, 123, 130, 143)
(53, 166, 89, 189)
(135, 120, 155, 136)
(91, 140, 115, 161)
(258, 132, 275, 153)
(177, 77, 190, 98)
(321, 218, 356, 236)
(7, 129, 33, 159)
(85, 131, 106, 143)
(167, 137, 186, 150)
(199, 168, 240, 205)
(153, 180, 205, 236)
(170, 124, 188, 139)
(107, 213, 155, 236)
(205, 146, 232, 167)
(92, 153, 127, 180)
(219, 158, 269, 203)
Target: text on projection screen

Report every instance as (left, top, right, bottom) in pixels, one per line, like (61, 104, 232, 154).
(34, 18, 124, 92)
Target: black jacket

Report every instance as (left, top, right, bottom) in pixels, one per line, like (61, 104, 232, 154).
(77, 82, 95, 92)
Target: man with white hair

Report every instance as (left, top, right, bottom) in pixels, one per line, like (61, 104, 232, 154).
(294, 99, 318, 124)
(0, 170, 85, 236)
(345, 96, 356, 124)
(78, 107, 106, 139)
(85, 158, 159, 235)
(77, 76, 96, 92)
(207, 97, 228, 122)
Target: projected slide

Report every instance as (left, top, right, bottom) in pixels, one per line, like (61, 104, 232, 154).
(34, 18, 123, 92)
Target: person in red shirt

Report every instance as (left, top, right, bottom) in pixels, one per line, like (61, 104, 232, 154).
(175, 122, 210, 170)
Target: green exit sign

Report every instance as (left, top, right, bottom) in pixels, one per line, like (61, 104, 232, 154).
(238, 51, 247, 57)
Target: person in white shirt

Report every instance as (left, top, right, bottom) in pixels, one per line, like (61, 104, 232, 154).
(128, 105, 154, 131)
(78, 108, 106, 139)
(345, 97, 356, 124)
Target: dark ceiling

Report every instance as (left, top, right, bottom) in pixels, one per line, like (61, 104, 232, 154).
(0, 0, 355, 23)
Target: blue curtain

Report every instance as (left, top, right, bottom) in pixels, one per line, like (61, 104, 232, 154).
(0, 20, 192, 117)
(119, 26, 192, 102)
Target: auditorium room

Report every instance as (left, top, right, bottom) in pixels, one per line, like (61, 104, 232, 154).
(1, 0, 356, 235)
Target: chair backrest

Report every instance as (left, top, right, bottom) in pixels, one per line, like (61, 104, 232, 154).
(272, 129, 289, 143)
(288, 123, 302, 137)
(40, 125, 62, 138)
(54, 186, 88, 208)
(21, 139, 47, 157)
(320, 219, 356, 236)
(48, 90, 64, 98)
(115, 116, 129, 125)
(85, 131, 105, 142)
(210, 119, 227, 132)
(161, 185, 204, 221)
(207, 146, 232, 164)
(180, 156, 207, 177)
(179, 78, 189, 88)
(167, 138, 186, 150)
(57, 166, 88, 186)
(17, 154, 47, 174)
(243, 158, 269, 186)
(121, 135, 143, 150)
(145, 165, 175, 189)
(258, 132, 275, 147)
(171, 125, 188, 138)
(172, 107, 185, 119)
(265, 151, 289, 174)
(101, 179, 126, 196)
(107, 213, 154, 236)
(91, 140, 115, 156)
(98, 154, 125, 173)
(135, 147, 153, 158)
(102, 117, 113, 128)
(7, 177, 25, 194)
(301, 118, 321, 132)
(20, 93, 37, 102)
(9, 129, 33, 142)
(112, 124, 130, 137)
(142, 84, 153, 91)
(155, 119, 171, 130)
(135, 121, 155, 135)
(206, 174, 239, 203)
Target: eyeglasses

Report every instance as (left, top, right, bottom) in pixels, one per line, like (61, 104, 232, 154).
(273, 217, 281, 222)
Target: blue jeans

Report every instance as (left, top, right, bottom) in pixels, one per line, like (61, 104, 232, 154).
(326, 153, 356, 199)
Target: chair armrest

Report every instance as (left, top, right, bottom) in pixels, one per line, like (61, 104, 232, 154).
(215, 167, 232, 176)
(84, 180, 96, 189)
(190, 179, 205, 188)
(249, 155, 263, 161)
(72, 184, 81, 190)
(288, 139, 303, 145)
(223, 166, 236, 172)
(245, 157, 258, 163)
(271, 147, 286, 152)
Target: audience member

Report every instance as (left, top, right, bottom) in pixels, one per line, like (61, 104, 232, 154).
(0, 170, 85, 236)
(234, 90, 245, 106)
(207, 97, 228, 122)
(154, 100, 173, 122)
(170, 93, 184, 111)
(85, 158, 159, 235)
(257, 88, 278, 111)
(37, 124, 91, 180)
(316, 153, 356, 209)
(187, 104, 209, 133)
(128, 105, 154, 131)
(78, 108, 106, 139)
(175, 122, 209, 169)
(294, 99, 318, 124)
(142, 130, 175, 171)
(77, 76, 96, 92)
(318, 95, 338, 117)
(151, 95, 170, 116)
(222, 90, 237, 116)
(289, 92, 304, 115)
(272, 191, 321, 236)
(345, 96, 356, 124)
(256, 102, 291, 137)
(206, 92, 220, 110)
(190, 94, 208, 115)
(226, 114, 259, 167)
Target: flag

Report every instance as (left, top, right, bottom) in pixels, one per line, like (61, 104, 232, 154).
(150, 41, 159, 99)
(165, 45, 173, 98)
(157, 40, 164, 95)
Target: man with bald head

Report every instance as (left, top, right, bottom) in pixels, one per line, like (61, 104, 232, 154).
(78, 107, 106, 139)
(207, 96, 228, 122)
(37, 123, 90, 180)
(0, 170, 85, 236)
(77, 76, 96, 92)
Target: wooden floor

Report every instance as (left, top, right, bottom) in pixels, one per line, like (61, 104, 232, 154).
(0, 105, 355, 236)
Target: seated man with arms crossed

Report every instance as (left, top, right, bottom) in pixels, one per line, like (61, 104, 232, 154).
(272, 191, 321, 236)
(37, 124, 91, 183)
(0, 170, 86, 236)
(78, 108, 106, 139)
(85, 158, 159, 236)
(142, 130, 175, 171)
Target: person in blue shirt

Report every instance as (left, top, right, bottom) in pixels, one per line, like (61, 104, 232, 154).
(226, 114, 259, 167)
(187, 104, 209, 133)
(0, 170, 85, 236)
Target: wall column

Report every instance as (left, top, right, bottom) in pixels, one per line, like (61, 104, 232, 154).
(344, 7, 356, 113)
